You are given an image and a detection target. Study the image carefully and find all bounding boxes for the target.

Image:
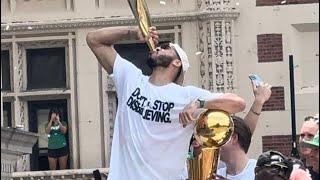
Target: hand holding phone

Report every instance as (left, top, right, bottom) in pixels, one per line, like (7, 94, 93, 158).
(249, 74, 263, 86)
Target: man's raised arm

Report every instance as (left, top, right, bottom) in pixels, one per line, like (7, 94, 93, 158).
(86, 26, 158, 74)
(179, 93, 246, 126)
(244, 82, 272, 133)
(202, 93, 246, 114)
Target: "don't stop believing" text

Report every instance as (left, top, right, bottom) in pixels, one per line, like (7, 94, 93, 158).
(126, 88, 175, 123)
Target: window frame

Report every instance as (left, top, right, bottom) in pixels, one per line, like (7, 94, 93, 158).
(1, 46, 13, 92)
(26, 47, 67, 90)
(2, 101, 13, 127)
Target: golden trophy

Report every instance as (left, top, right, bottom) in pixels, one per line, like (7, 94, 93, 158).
(188, 110, 234, 180)
(127, 0, 156, 51)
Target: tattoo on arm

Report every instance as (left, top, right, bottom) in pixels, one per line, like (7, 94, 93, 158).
(123, 29, 139, 41)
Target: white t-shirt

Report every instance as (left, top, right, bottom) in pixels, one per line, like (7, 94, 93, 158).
(107, 54, 222, 180)
(216, 159, 257, 180)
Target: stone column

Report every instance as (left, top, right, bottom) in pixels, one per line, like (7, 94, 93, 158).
(104, 75, 117, 166)
(12, 41, 26, 128)
(197, 0, 238, 93)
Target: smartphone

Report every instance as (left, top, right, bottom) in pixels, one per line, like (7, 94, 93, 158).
(249, 74, 263, 86)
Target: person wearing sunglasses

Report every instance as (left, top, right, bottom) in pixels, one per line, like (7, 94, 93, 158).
(301, 130, 319, 180)
(86, 26, 246, 180)
(299, 114, 319, 180)
(254, 150, 310, 180)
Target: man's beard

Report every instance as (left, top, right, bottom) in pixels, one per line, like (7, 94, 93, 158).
(147, 54, 174, 69)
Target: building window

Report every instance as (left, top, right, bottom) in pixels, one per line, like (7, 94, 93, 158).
(257, 34, 283, 63)
(3, 102, 12, 127)
(114, 43, 151, 75)
(26, 47, 66, 90)
(114, 33, 175, 75)
(1, 50, 11, 91)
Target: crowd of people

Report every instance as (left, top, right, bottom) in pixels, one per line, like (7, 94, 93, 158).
(86, 25, 319, 180)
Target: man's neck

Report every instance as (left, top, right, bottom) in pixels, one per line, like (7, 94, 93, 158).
(225, 150, 250, 176)
(149, 68, 174, 86)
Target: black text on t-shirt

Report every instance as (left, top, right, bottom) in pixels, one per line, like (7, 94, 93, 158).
(126, 88, 175, 123)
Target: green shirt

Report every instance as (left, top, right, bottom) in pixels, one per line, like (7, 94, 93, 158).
(46, 121, 67, 149)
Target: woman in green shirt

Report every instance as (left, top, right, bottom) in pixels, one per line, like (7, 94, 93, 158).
(45, 108, 68, 170)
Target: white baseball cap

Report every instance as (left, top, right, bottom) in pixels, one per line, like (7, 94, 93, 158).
(169, 43, 189, 72)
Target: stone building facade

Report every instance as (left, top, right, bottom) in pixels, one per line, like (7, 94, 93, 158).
(1, 0, 318, 176)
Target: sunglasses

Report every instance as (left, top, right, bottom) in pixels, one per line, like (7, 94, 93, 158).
(304, 116, 319, 124)
(158, 43, 171, 50)
(157, 43, 182, 61)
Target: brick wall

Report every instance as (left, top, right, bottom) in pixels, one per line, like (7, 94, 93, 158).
(262, 86, 285, 111)
(262, 135, 300, 156)
(256, 0, 319, 6)
(257, 34, 283, 63)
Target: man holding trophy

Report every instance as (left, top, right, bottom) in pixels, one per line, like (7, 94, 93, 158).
(86, 24, 245, 179)
(86, 1, 245, 180)
(87, 0, 246, 179)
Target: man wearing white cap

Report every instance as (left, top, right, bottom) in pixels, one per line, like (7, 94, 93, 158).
(86, 26, 246, 180)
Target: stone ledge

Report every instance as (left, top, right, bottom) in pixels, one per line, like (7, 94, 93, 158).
(1, 11, 240, 34)
(11, 168, 109, 179)
(1, 127, 39, 155)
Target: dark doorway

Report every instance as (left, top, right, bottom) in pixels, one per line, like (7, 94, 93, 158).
(28, 99, 70, 171)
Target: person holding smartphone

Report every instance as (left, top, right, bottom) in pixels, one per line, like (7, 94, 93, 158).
(181, 75, 272, 180)
(215, 75, 272, 179)
(45, 108, 68, 170)
(245, 74, 272, 133)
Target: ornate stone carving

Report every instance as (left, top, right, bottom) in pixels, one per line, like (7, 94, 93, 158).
(198, 20, 235, 93)
(16, 44, 24, 91)
(198, 21, 208, 90)
(107, 92, 117, 156)
(106, 76, 116, 92)
(21, 155, 28, 171)
(1, 161, 14, 175)
(16, 155, 29, 172)
(18, 101, 26, 129)
(10, 0, 16, 13)
(206, 21, 214, 92)
(197, 0, 203, 9)
(224, 21, 234, 92)
(104, 75, 117, 158)
(213, 21, 225, 92)
(198, 0, 235, 11)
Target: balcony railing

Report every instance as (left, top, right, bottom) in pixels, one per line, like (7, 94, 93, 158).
(11, 168, 108, 180)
